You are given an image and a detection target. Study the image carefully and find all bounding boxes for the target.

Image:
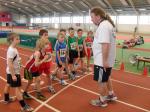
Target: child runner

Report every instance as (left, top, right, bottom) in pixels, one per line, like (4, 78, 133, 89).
(23, 38, 49, 101)
(84, 31, 93, 72)
(52, 29, 74, 81)
(38, 29, 56, 94)
(3, 33, 33, 112)
(67, 27, 78, 79)
(75, 29, 85, 73)
(54, 32, 69, 85)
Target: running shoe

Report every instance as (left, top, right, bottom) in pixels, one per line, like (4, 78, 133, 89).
(48, 86, 56, 94)
(106, 94, 117, 101)
(36, 92, 47, 101)
(90, 98, 108, 107)
(20, 104, 34, 112)
(2, 97, 16, 104)
(23, 92, 32, 100)
(60, 80, 68, 86)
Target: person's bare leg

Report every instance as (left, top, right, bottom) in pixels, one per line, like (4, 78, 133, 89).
(99, 83, 107, 101)
(24, 80, 32, 92)
(106, 77, 117, 101)
(107, 77, 113, 93)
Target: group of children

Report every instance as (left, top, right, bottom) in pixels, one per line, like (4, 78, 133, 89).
(3, 27, 94, 111)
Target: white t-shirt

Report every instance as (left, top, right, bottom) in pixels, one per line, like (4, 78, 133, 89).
(92, 20, 116, 67)
(6, 46, 21, 74)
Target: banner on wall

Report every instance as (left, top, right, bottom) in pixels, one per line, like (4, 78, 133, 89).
(0, 12, 12, 22)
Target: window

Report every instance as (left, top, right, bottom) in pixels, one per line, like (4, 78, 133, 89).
(35, 18, 41, 23)
(118, 16, 137, 24)
(52, 17, 59, 23)
(73, 16, 83, 23)
(139, 16, 150, 24)
(30, 18, 34, 23)
(42, 17, 49, 23)
(85, 16, 92, 23)
(61, 17, 70, 23)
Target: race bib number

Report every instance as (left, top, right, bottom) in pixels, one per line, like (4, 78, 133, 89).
(86, 42, 92, 48)
(70, 42, 76, 50)
(79, 45, 83, 51)
(60, 49, 66, 57)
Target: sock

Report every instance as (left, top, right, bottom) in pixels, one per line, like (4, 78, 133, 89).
(23, 91, 27, 95)
(19, 100, 26, 107)
(4, 93, 9, 101)
(109, 91, 114, 95)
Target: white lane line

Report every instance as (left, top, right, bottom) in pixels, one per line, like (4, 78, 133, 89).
(0, 76, 7, 82)
(0, 56, 6, 60)
(72, 84, 150, 112)
(111, 79, 150, 91)
(33, 74, 90, 112)
(29, 95, 61, 112)
(0, 48, 30, 57)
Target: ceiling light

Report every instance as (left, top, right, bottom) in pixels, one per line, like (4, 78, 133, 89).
(139, 8, 146, 11)
(11, 2, 15, 4)
(25, 7, 28, 8)
(18, 8, 21, 10)
(69, 1, 74, 3)
(116, 9, 122, 12)
(58, 0, 62, 1)
(82, 11, 86, 12)
(68, 12, 72, 13)
(55, 2, 59, 4)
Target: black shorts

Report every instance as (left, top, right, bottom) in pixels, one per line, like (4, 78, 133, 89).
(32, 72, 40, 77)
(7, 74, 21, 87)
(69, 50, 78, 64)
(94, 65, 112, 83)
(79, 51, 85, 58)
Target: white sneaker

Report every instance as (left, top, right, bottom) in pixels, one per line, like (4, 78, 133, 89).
(60, 80, 68, 86)
(90, 99, 108, 107)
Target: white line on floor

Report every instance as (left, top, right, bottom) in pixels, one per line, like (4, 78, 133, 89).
(111, 79, 150, 91)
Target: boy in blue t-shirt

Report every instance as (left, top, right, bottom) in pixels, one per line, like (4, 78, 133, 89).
(55, 32, 69, 86)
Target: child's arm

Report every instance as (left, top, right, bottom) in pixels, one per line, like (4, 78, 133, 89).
(56, 43, 63, 65)
(66, 38, 69, 57)
(57, 51, 63, 65)
(83, 39, 87, 55)
(76, 38, 80, 57)
(34, 51, 47, 67)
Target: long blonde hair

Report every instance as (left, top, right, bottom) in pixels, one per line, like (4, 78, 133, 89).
(90, 7, 115, 27)
(36, 38, 49, 50)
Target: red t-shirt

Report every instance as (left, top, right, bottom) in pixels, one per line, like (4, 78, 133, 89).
(25, 51, 45, 73)
(85, 37, 93, 49)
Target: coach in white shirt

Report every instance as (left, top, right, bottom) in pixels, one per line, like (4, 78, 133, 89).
(90, 7, 117, 107)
